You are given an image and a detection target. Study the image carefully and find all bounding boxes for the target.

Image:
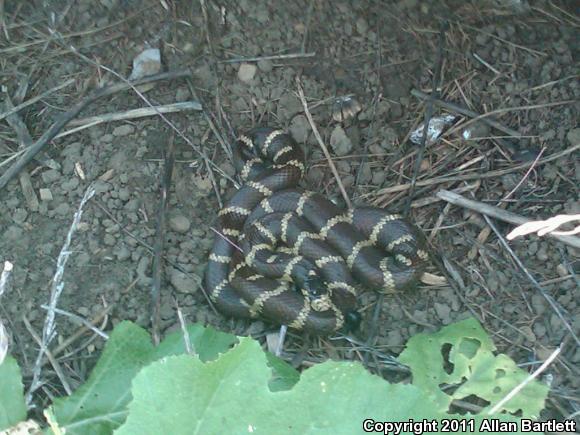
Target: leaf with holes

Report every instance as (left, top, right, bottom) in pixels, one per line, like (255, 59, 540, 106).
(115, 336, 539, 435)
(0, 356, 27, 431)
(398, 317, 548, 418)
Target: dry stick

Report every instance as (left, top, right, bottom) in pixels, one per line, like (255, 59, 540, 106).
(22, 316, 72, 396)
(0, 78, 75, 122)
(3, 96, 41, 211)
(220, 52, 317, 64)
(405, 20, 448, 214)
(50, 303, 113, 359)
(437, 190, 580, 250)
(296, 77, 351, 209)
(484, 217, 580, 347)
(39, 305, 108, 339)
(56, 101, 202, 139)
(151, 137, 175, 346)
(374, 143, 580, 195)
(25, 184, 94, 404)
(0, 68, 192, 191)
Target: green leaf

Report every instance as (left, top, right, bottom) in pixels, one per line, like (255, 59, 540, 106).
(116, 338, 537, 435)
(264, 352, 299, 392)
(0, 356, 27, 431)
(398, 317, 549, 418)
(49, 321, 237, 434)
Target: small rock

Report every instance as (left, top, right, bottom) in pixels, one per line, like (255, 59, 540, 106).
(385, 329, 404, 347)
(257, 59, 273, 73)
(289, 114, 309, 143)
(54, 203, 71, 216)
(169, 268, 197, 293)
(371, 170, 387, 185)
(238, 63, 257, 83)
(114, 245, 131, 261)
(169, 214, 191, 234)
(39, 188, 53, 201)
(112, 124, 135, 137)
(12, 209, 28, 224)
(330, 126, 353, 156)
(175, 87, 190, 102)
(41, 169, 61, 184)
(566, 128, 580, 146)
(556, 263, 568, 277)
(129, 48, 161, 80)
(356, 17, 368, 35)
(434, 302, 451, 324)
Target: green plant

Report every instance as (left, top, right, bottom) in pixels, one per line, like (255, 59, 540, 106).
(0, 318, 548, 434)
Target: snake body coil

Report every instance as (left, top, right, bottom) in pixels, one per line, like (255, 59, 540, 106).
(205, 127, 427, 334)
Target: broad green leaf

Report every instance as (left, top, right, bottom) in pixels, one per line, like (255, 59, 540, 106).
(49, 321, 237, 434)
(116, 338, 538, 435)
(398, 317, 549, 418)
(0, 356, 26, 430)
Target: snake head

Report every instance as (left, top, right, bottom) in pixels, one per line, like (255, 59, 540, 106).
(301, 274, 326, 299)
(344, 310, 362, 332)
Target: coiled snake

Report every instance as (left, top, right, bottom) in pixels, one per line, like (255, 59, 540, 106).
(205, 127, 428, 334)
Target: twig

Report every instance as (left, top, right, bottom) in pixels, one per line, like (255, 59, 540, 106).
(175, 300, 193, 355)
(39, 305, 108, 339)
(488, 346, 561, 414)
(295, 77, 351, 209)
(0, 68, 192, 191)
(484, 217, 580, 347)
(56, 101, 202, 139)
(220, 52, 316, 64)
(22, 316, 72, 396)
(151, 136, 175, 345)
(25, 184, 94, 404)
(436, 190, 580, 250)
(0, 78, 75, 122)
(371, 143, 580, 196)
(405, 21, 448, 214)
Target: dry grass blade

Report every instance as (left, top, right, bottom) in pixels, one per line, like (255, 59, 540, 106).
(437, 190, 580, 250)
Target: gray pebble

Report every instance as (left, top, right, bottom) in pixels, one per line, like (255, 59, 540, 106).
(169, 214, 191, 233)
(238, 63, 257, 83)
(257, 59, 273, 73)
(41, 169, 61, 184)
(114, 245, 131, 261)
(112, 124, 135, 137)
(289, 115, 309, 143)
(330, 126, 353, 156)
(175, 87, 190, 102)
(12, 209, 28, 224)
(54, 203, 71, 216)
(103, 234, 116, 246)
(61, 178, 79, 192)
(434, 302, 452, 324)
(169, 267, 197, 293)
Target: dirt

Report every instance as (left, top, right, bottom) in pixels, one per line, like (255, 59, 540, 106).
(0, 0, 578, 423)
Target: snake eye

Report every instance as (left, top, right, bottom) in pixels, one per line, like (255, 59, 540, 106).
(344, 310, 362, 332)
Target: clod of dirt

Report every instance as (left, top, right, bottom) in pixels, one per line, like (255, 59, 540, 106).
(330, 125, 353, 156)
(289, 115, 310, 143)
(112, 125, 135, 137)
(567, 127, 580, 145)
(238, 63, 257, 83)
(257, 59, 273, 73)
(169, 214, 191, 234)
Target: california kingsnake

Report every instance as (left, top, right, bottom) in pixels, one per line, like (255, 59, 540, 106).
(205, 127, 428, 334)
